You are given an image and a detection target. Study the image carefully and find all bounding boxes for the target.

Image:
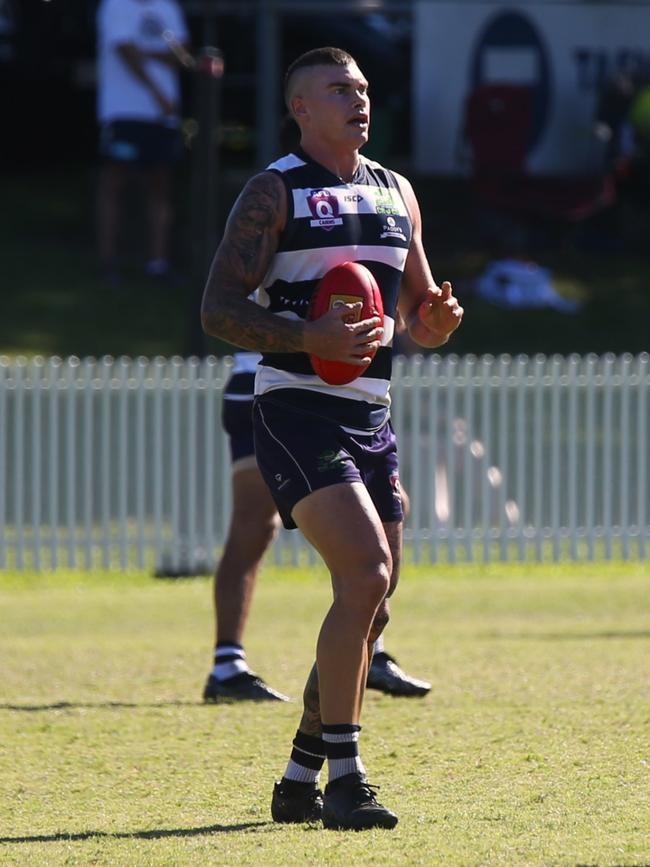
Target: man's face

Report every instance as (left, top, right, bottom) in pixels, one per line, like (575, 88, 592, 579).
(290, 62, 371, 148)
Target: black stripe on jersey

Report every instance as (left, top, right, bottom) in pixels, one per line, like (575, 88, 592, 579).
(224, 372, 256, 397)
(358, 260, 402, 319)
(265, 279, 315, 318)
(280, 213, 411, 253)
(264, 262, 402, 324)
(256, 390, 389, 433)
(260, 346, 392, 380)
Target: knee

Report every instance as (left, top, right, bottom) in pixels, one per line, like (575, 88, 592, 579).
(376, 558, 392, 601)
(231, 507, 280, 553)
(340, 553, 392, 612)
(255, 511, 281, 547)
(361, 554, 391, 608)
(368, 601, 390, 643)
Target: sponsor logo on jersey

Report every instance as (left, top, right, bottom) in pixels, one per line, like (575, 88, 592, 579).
(374, 188, 401, 216)
(380, 215, 407, 242)
(307, 189, 343, 230)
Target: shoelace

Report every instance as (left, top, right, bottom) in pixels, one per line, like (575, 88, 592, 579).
(352, 780, 381, 807)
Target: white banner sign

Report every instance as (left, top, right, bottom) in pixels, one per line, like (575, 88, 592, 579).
(414, 1, 650, 175)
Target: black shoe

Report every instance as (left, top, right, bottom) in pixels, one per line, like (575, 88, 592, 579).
(271, 779, 323, 823)
(322, 773, 398, 831)
(367, 652, 431, 698)
(202, 671, 290, 703)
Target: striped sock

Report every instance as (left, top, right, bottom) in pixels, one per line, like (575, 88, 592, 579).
(211, 642, 251, 682)
(283, 730, 326, 784)
(322, 724, 366, 782)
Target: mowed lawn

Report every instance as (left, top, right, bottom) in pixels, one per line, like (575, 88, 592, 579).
(1, 562, 649, 867)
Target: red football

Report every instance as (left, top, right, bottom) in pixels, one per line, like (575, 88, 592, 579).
(307, 262, 384, 385)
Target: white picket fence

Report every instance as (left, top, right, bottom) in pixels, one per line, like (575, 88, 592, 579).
(1, 353, 648, 571)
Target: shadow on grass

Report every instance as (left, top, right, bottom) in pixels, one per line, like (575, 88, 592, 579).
(0, 701, 206, 712)
(0, 822, 277, 844)
(485, 630, 650, 642)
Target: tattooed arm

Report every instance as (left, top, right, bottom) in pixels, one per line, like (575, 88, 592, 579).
(201, 171, 383, 361)
(200, 171, 304, 352)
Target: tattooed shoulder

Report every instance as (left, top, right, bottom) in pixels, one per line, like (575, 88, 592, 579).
(201, 170, 302, 351)
(221, 171, 286, 281)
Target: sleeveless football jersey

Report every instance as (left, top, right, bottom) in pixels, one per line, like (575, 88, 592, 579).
(254, 147, 413, 433)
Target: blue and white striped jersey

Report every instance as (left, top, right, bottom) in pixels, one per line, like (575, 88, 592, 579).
(254, 148, 413, 433)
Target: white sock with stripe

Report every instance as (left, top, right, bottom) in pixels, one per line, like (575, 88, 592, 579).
(283, 730, 326, 784)
(211, 643, 251, 681)
(322, 724, 366, 782)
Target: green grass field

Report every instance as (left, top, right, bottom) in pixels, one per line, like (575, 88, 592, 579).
(1, 562, 650, 866)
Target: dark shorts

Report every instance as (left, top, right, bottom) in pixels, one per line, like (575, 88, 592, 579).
(99, 120, 183, 166)
(222, 373, 256, 464)
(253, 395, 403, 530)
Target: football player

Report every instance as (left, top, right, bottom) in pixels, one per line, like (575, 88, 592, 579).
(201, 47, 463, 830)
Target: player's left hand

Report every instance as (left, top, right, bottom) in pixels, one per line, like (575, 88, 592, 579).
(417, 281, 463, 340)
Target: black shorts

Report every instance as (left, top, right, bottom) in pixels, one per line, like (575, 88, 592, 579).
(99, 120, 183, 166)
(222, 372, 256, 464)
(253, 395, 403, 530)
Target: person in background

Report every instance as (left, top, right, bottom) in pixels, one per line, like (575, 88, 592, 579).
(95, 0, 190, 284)
(202, 350, 431, 703)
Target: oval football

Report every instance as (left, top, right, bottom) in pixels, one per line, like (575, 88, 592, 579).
(307, 262, 384, 386)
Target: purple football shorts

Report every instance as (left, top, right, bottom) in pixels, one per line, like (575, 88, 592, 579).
(252, 395, 403, 530)
(222, 372, 256, 464)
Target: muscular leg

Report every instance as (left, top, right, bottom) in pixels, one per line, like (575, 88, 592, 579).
(97, 161, 128, 267)
(367, 516, 431, 698)
(214, 464, 280, 645)
(297, 518, 402, 736)
(145, 164, 174, 266)
(292, 482, 391, 725)
(203, 463, 288, 702)
(272, 473, 399, 827)
(367, 519, 402, 649)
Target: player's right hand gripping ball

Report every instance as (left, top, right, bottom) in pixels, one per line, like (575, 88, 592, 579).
(307, 261, 384, 385)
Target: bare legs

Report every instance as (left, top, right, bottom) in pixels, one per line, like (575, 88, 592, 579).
(144, 164, 174, 266)
(97, 162, 128, 267)
(214, 465, 281, 645)
(292, 482, 401, 728)
(96, 162, 175, 270)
